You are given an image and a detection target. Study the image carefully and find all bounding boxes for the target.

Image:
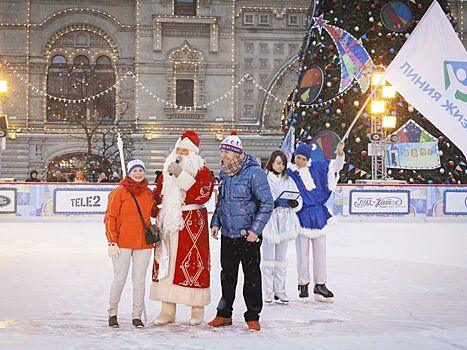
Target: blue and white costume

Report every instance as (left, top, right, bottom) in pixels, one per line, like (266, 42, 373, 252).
(288, 144, 344, 286)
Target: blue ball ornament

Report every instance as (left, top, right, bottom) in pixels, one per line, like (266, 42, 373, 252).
(325, 109, 331, 115)
(353, 87, 359, 93)
(428, 180, 433, 184)
(389, 48, 395, 54)
(346, 149, 352, 155)
(318, 99, 323, 103)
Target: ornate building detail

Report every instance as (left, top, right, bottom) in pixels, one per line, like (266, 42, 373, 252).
(153, 15, 218, 53)
(260, 55, 300, 128)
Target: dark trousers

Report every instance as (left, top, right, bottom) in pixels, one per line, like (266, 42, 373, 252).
(216, 235, 263, 322)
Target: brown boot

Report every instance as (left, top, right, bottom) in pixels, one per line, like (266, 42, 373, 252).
(207, 316, 232, 327)
(246, 320, 260, 332)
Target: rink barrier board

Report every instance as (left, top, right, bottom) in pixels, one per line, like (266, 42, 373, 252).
(0, 182, 466, 217)
(348, 189, 411, 215)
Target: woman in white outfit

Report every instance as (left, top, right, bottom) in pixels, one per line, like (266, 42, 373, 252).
(262, 151, 303, 303)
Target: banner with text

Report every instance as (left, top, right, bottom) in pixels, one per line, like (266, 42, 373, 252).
(349, 189, 410, 215)
(54, 188, 113, 214)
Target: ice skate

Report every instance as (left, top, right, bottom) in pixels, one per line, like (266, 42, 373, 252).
(274, 292, 290, 303)
(264, 291, 274, 303)
(313, 284, 334, 303)
(298, 283, 309, 298)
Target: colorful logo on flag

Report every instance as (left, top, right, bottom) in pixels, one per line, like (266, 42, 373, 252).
(443, 60, 467, 103)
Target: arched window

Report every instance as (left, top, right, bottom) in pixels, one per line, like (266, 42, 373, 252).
(94, 56, 116, 121)
(47, 55, 69, 121)
(46, 30, 116, 123)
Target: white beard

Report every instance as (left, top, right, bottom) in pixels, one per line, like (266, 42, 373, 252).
(158, 150, 205, 235)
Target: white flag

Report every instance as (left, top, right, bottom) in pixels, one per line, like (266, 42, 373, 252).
(385, 1, 467, 156)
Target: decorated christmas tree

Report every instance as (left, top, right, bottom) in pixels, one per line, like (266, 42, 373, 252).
(284, 0, 466, 184)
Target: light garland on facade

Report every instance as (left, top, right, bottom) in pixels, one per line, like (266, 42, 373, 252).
(0, 7, 133, 29)
(1, 58, 130, 103)
(135, 0, 141, 126)
(26, 0, 31, 128)
(44, 24, 119, 55)
(236, 6, 308, 18)
(460, 0, 464, 43)
(18, 125, 282, 134)
(231, 0, 236, 126)
(2, 54, 285, 111)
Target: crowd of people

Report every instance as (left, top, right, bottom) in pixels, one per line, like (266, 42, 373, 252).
(103, 130, 345, 332)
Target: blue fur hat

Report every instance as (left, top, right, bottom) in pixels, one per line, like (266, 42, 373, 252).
(294, 142, 312, 160)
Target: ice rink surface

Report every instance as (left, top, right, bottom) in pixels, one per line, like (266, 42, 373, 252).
(0, 217, 466, 350)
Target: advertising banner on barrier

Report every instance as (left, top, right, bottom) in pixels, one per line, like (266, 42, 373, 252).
(349, 189, 410, 215)
(54, 188, 113, 214)
(443, 190, 467, 215)
(0, 188, 17, 214)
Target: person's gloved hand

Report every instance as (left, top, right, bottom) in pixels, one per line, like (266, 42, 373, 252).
(108, 242, 120, 258)
(288, 199, 299, 208)
(274, 199, 281, 209)
(167, 162, 182, 177)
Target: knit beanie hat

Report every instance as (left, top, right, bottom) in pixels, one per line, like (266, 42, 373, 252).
(220, 131, 243, 154)
(294, 142, 312, 160)
(127, 159, 146, 175)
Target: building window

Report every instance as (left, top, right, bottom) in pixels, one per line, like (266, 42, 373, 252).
(176, 79, 194, 107)
(288, 14, 300, 26)
(243, 13, 254, 25)
(46, 54, 116, 122)
(174, 0, 196, 16)
(258, 14, 270, 26)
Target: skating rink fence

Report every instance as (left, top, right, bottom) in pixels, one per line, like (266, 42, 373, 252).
(0, 183, 466, 218)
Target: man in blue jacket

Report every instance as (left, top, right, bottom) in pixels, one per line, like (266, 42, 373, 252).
(208, 131, 273, 332)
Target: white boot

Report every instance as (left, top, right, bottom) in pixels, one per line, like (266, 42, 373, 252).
(152, 302, 176, 325)
(264, 291, 274, 303)
(189, 306, 204, 326)
(274, 291, 290, 303)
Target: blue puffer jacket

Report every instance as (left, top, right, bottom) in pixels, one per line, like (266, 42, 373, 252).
(211, 154, 274, 238)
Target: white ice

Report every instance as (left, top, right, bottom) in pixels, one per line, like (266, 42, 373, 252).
(0, 217, 467, 350)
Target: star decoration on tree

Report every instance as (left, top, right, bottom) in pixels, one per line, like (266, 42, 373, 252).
(311, 14, 329, 35)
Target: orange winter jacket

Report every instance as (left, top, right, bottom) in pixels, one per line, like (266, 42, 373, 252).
(104, 178, 155, 249)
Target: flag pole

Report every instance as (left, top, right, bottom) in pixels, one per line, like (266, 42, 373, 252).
(117, 132, 127, 177)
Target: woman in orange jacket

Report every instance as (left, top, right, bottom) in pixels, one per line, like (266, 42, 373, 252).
(104, 159, 155, 328)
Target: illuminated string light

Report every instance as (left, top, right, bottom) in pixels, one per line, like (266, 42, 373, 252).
(231, 0, 236, 126)
(0, 7, 133, 29)
(236, 6, 308, 18)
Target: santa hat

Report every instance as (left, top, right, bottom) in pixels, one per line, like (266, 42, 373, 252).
(294, 142, 312, 160)
(175, 130, 200, 154)
(127, 159, 146, 175)
(220, 131, 243, 154)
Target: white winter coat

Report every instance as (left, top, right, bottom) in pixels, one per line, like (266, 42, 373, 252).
(262, 171, 303, 244)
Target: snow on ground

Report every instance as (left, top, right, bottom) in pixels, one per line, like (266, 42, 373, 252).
(0, 217, 467, 350)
